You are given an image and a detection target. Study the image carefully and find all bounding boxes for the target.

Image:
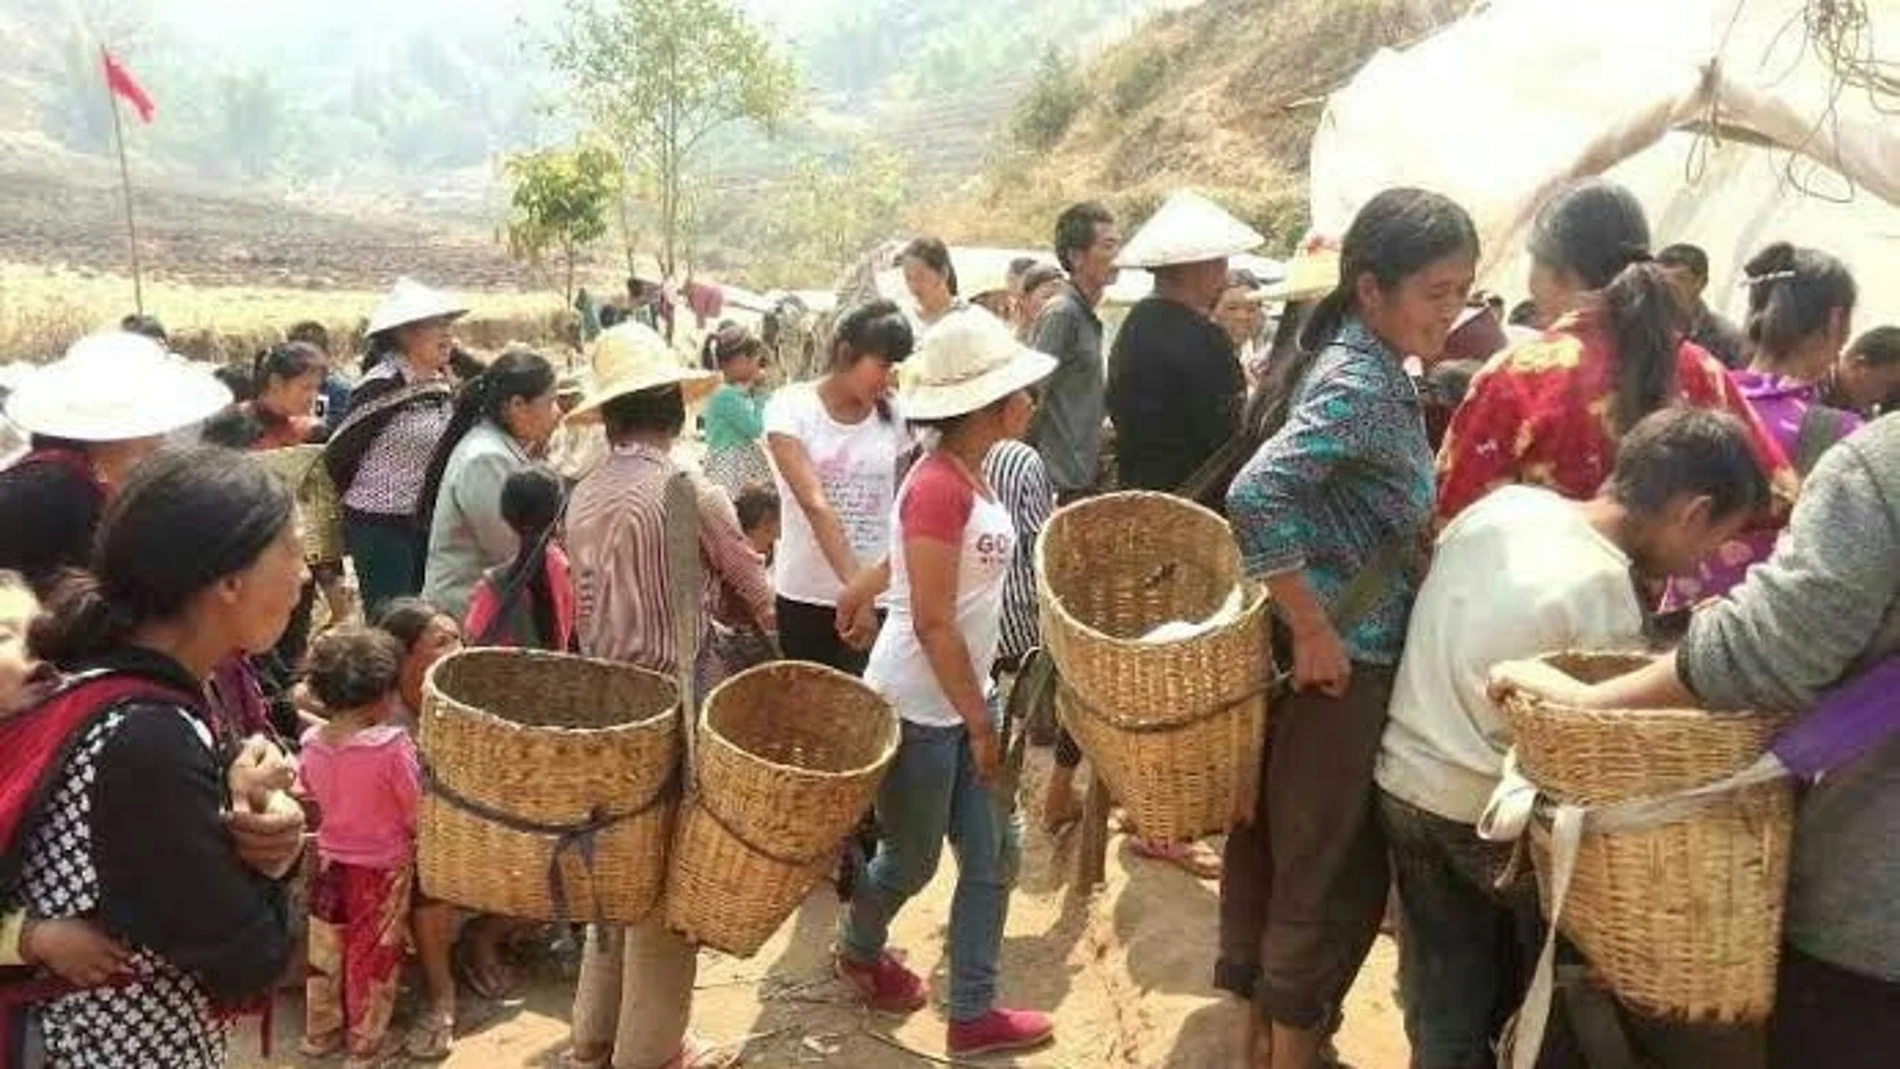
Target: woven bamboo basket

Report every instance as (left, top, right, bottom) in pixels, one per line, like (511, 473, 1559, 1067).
(665, 662, 898, 956)
(257, 444, 345, 565)
(1499, 652, 1792, 1023)
(418, 649, 683, 924)
(1035, 492, 1272, 840)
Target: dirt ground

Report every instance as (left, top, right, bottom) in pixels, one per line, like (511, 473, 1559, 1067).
(231, 747, 1408, 1069)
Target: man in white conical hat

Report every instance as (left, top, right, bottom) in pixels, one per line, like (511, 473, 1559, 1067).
(1107, 190, 1261, 496)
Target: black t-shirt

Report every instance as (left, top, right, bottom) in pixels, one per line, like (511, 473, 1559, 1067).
(1105, 296, 1246, 493)
(0, 448, 104, 592)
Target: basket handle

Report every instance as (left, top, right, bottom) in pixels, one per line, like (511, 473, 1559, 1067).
(663, 469, 705, 785)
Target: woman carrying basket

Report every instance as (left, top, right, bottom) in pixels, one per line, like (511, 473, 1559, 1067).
(831, 308, 1058, 1058)
(1221, 188, 1480, 1069)
(562, 321, 775, 1069)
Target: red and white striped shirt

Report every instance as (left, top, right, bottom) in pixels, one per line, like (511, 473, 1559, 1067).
(565, 441, 773, 676)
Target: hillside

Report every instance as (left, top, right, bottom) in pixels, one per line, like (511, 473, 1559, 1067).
(924, 0, 1473, 252)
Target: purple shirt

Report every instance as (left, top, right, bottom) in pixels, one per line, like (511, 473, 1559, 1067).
(1666, 371, 1863, 608)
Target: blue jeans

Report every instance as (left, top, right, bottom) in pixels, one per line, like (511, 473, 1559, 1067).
(839, 710, 1023, 1022)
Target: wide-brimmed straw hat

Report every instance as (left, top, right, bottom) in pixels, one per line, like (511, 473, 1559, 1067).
(1263, 235, 1342, 302)
(566, 321, 718, 422)
(1117, 191, 1265, 270)
(4, 332, 232, 442)
(901, 308, 1057, 422)
(366, 277, 469, 337)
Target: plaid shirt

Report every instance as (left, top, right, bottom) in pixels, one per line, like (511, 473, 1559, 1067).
(565, 442, 773, 676)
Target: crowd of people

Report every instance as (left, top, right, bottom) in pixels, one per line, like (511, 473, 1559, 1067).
(0, 165, 1896, 1069)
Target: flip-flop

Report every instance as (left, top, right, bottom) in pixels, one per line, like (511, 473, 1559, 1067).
(299, 1031, 344, 1059)
(403, 1012, 454, 1062)
(1129, 837, 1223, 880)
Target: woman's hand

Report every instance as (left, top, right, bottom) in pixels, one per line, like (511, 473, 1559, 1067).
(227, 735, 297, 812)
(834, 560, 890, 651)
(1291, 620, 1352, 698)
(969, 723, 1002, 788)
(21, 918, 132, 987)
(225, 790, 306, 880)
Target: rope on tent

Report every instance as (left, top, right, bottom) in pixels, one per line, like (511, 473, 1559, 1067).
(1690, 0, 1899, 203)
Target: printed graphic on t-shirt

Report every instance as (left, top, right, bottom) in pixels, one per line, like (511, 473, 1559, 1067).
(815, 447, 892, 559)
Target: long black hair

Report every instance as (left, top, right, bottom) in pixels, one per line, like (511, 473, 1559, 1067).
(1529, 179, 1680, 434)
(493, 466, 565, 648)
(253, 341, 325, 392)
(416, 349, 556, 538)
(1257, 189, 1479, 441)
(830, 298, 915, 424)
(1742, 242, 1857, 364)
(31, 447, 294, 667)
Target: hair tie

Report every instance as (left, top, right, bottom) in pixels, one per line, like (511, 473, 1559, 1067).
(1743, 270, 1797, 288)
(1618, 244, 1654, 268)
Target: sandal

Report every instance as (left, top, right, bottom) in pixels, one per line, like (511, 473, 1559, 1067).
(1129, 837, 1223, 880)
(299, 1031, 344, 1059)
(672, 1033, 744, 1068)
(1041, 792, 1083, 835)
(403, 1011, 455, 1062)
(453, 929, 518, 1001)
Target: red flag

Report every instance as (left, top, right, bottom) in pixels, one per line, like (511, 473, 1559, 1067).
(101, 48, 155, 123)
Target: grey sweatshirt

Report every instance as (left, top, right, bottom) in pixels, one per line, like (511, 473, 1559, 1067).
(1681, 413, 1900, 981)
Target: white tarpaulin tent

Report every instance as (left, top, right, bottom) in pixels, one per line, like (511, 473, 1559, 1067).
(1308, 0, 1900, 328)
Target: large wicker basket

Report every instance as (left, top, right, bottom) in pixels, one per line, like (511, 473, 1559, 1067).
(419, 649, 683, 925)
(1499, 652, 1792, 1023)
(665, 662, 898, 956)
(257, 444, 345, 565)
(1036, 492, 1272, 840)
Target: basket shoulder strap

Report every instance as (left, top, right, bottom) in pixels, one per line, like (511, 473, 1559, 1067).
(663, 469, 705, 777)
(1328, 532, 1411, 637)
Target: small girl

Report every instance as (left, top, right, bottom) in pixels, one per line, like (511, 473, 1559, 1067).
(700, 324, 774, 498)
(464, 466, 575, 651)
(297, 626, 419, 1066)
(701, 485, 782, 694)
(0, 570, 45, 713)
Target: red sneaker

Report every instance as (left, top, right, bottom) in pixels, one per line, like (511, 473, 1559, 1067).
(834, 951, 928, 1016)
(947, 1008, 1056, 1057)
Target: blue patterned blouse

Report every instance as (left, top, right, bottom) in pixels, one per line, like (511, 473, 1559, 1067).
(1225, 317, 1435, 665)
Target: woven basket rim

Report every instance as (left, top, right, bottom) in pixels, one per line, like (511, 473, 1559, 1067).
(698, 661, 900, 780)
(423, 647, 681, 736)
(1035, 490, 1267, 651)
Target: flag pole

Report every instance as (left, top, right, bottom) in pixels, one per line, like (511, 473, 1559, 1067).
(102, 48, 144, 316)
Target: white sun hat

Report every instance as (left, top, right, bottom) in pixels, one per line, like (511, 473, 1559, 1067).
(1116, 190, 1266, 270)
(3, 332, 233, 443)
(901, 308, 1057, 422)
(566, 320, 719, 423)
(366, 277, 470, 337)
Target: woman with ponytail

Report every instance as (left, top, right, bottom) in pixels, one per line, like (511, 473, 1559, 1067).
(1436, 179, 1795, 525)
(1222, 188, 1479, 1069)
(3, 447, 307, 1066)
(245, 342, 328, 449)
(418, 350, 560, 623)
(1665, 243, 1860, 608)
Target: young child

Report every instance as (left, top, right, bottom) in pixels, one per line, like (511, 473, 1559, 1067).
(733, 483, 782, 564)
(0, 570, 45, 713)
(699, 484, 781, 694)
(464, 466, 574, 651)
(297, 626, 421, 1067)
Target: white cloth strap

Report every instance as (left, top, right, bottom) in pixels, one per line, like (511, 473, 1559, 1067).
(1477, 748, 1789, 1069)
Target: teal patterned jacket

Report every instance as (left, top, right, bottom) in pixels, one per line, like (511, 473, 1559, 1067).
(1225, 318, 1434, 666)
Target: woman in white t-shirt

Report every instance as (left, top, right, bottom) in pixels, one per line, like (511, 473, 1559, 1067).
(830, 309, 1059, 1059)
(764, 298, 916, 675)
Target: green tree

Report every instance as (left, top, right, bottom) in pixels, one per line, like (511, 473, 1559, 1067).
(217, 70, 287, 178)
(504, 143, 622, 305)
(548, 0, 799, 279)
(749, 142, 910, 291)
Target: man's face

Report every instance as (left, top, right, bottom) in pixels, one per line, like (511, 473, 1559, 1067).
(1074, 221, 1123, 290)
(1661, 264, 1704, 311)
(1633, 495, 1751, 579)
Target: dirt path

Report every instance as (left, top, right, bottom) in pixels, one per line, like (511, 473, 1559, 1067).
(232, 750, 1408, 1068)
